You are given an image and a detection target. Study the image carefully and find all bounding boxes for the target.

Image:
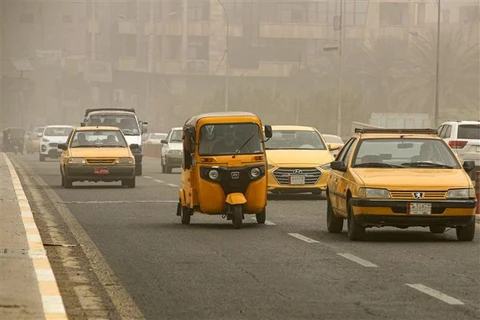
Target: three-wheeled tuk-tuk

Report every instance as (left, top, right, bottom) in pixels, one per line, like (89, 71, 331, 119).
(177, 112, 273, 229)
(2, 127, 25, 154)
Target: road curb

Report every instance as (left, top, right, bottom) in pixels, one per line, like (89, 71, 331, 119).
(3, 153, 68, 320)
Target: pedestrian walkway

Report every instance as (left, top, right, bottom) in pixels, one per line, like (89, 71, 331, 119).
(0, 153, 67, 320)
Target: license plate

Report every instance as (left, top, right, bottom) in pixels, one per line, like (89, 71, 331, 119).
(94, 168, 109, 175)
(408, 202, 432, 215)
(290, 175, 305, 185)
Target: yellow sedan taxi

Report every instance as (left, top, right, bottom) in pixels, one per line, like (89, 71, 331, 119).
(58, 126, 137, 188)
(326, 128, 477, 241)
(266, 125, 340, 196)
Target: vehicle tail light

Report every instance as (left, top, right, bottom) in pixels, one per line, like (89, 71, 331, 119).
(448, 140, 467, 149)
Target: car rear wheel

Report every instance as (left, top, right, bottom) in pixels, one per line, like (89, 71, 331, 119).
(122, 178, 136, 188)
(347, 201, 365, 241)
(39, 154, 45, 162)
(64, 177, 73, 188)
(456, 218, 475, 241)
(326, 196, 343, 233)
(135, 163, 142, 176)
(429, 226, 446, 234)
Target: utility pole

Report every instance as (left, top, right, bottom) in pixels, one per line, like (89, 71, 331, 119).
(90, 0, 96, 61)
(218, 0, 229, 112)
(434, 0, 441, 127)
(146, 1, 154, 117)
(336, 0, 344, 137)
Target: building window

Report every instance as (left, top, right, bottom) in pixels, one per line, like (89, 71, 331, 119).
(225, 0, 243, 24)
(120, 35, 137, 57)
(459, 6, 480, 24)
(19, 13, 34, 23)
(379, 3, 408, 26)
(416, 3, 426, 25)
(278, 3, 307, 23)
(308, 1, 328, 24)
(166, 37, 181, 60)
(188, 0, 209, 21)
(346, 0, 368, 26)
(187, 37, 209, 60)
(62, 15, 73, 23)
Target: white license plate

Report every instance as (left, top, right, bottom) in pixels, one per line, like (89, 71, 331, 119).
(409, 202, 432, 215)
(290, 175, 305, 185)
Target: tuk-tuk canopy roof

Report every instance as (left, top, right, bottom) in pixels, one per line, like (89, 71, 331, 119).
(184, 112, 260, 128)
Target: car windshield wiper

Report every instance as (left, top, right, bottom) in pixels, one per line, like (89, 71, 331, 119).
(233, 133, 256, 158)
(353, 162, 403, 168)
(401, 162, 454, 169)
(71, 145, 99, 148)
(102, 145, 126, 148)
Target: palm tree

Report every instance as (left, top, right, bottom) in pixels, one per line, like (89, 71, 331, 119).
(395, 27, 479, 118)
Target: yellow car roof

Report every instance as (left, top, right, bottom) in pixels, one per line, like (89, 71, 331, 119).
(75, 126, 121, 131)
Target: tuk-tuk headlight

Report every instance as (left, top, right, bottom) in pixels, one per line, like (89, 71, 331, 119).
(208, 169, 219, 180)
(251, 167, 261, 178)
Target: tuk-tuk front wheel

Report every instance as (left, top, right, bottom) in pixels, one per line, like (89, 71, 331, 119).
(181, 206, 191, 225)
(232, 205, 243, 229)
(256, 208, 266, 224)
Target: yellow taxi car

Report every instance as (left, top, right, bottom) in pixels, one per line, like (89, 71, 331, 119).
(326, 128, 477, 241)
(266, 125, 340, 196)
(58, 126, 137, 188)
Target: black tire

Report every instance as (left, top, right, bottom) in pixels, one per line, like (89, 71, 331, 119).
(39, 154, 46, 162)
(256, 208, 266, 224)
(122, 177, 136, 188)
(311, 190, 322, 196)
(64, 177, 73, 188)
(135, 163, 142, 176)
(326, 196, 343, 233)
(232, 205, 243, 229)
(61, 168, 65, 187)
(456, 218, 475, 241)
(161, 159, 166, 173)
(181, 206, 191, 225)
(166, 165, 172, 174)
(347, 201, 365, 241)
(429, 226, 446, 234)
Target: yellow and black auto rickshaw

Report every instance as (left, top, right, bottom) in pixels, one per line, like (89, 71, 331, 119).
(176, 112, 273, 229)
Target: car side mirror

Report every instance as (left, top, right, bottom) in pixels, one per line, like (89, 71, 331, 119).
(141, 122, 148, 134)
(129, 143, 140, 150)
(80, 122, 85, 127)
(328, 143, 340, 151)
(160, 139, 168, 144)
(463, 160, 476, 172)
(37, 133, 43, 137)
(331, 160, 347, 172)
(58, 143, 67, 151)
(264, 125, 272, 139)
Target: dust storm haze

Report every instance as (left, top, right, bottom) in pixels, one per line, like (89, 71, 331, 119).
(1, 0, 479, 138)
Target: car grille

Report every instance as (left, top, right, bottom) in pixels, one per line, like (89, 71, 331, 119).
(389, 190, 447, 200)
(272, 167, 322, 185)
(86, 158, 116, 165)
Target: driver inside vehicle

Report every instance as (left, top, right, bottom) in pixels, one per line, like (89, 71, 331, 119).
(211, 125, 239, 154)
(411, 142, 436, 162)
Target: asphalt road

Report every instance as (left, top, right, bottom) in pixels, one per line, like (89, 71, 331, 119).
(10, 154, 480, 320)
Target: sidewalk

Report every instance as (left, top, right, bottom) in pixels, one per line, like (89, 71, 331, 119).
(0, 153, 67, 320)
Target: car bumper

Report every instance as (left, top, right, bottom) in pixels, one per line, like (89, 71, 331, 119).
(350, 198, 477, 227)
(267, 168, 329, 193)
(65, 165, 135, 181)
(40, 144, 62, 157)
(165, 155, 182, 167)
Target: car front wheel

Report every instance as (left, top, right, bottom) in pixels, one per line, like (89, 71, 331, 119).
(456, 217, 475, 241)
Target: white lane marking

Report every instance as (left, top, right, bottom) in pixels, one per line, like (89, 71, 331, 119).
(167, 183, 178, 188)
(337, 253, 379, 268)
(143, 176, 152, 179)
(406, 284, 464, 305)
(42, 296, 67, 314)
(288, 233, 319, 243)
(154, 179, 164, 183)
(24, 222, 38, 229)
(36, 269, 56, 281)
(27, 234, 42, 243)
(250, 217, 276, 225)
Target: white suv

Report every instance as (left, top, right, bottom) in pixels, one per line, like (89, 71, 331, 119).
(39, 125, 74, 161)
(438, 120, 480, 178)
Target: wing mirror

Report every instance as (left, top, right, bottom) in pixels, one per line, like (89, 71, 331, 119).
(129, 143, 140, 150)
(58, 143, 67, 151)
(37, 133, 43, 137)
(331, 160, 347, 172)
(160, 139, 168, 144)
(328, 143, 340, 151)
(141, 121, 148, 134)
(264, 125, 272, 139)
(463, 160, 476, 172)
(80, 122, 85, 127)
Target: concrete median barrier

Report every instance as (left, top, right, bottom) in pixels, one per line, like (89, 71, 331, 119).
(143, 143, 162, 158)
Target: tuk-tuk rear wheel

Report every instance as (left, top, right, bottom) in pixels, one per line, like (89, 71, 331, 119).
(232, 205, 243, 229)
(181, 206, 191, 224)
(256, 209, 266, 224)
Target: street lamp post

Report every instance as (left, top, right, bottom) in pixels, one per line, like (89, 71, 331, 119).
(434, 0, 441, 127)
(217, 0, 229, 112)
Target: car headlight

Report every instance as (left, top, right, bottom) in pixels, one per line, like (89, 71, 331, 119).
(68, 158, 85, 164)
(319, 163, 331, 170)
(116, 157, 134, 164)
(209, 169, 219, 180)
(446, 188, 475, 199)
(251, 167, 261, 178)
(43, 138, 50, 143)
(358, 188, 390, 198)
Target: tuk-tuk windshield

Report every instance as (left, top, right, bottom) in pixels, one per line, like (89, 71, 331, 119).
(199, 123, 264, 156)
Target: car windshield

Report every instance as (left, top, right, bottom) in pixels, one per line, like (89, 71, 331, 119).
(265, 130, 327, 150)
(87, 114, 140, 135)
(34, 127, 45, 134)
(458, 124, 480, 140)
(352, 138, 460, 169)
(44, 127, 73, 136)
(323, 134, 344, 145)
(151, 133, 167, 140)
(70, 130, 128, 148)
(169, 130, 183, 142)
(199, 123, 264, 156)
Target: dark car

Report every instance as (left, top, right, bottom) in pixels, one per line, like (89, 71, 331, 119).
(2, 127, 26, 154)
